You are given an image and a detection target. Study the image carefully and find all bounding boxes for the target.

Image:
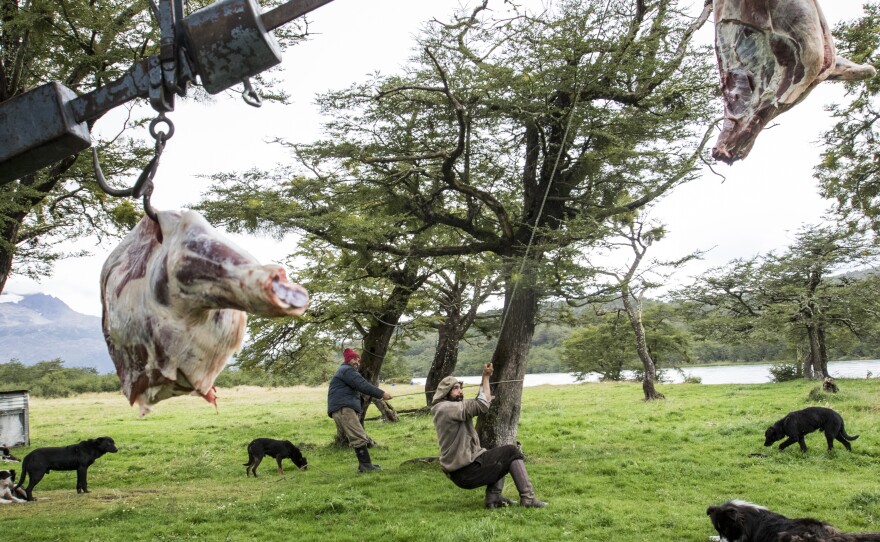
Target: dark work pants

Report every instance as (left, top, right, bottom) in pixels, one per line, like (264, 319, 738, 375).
(448, 444, 524, 489)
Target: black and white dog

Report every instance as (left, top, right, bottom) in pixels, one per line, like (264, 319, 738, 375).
(15, 437, 118, 501)
(764, 406, 859, 452)
(0, 446, 19, 462)
(707, 500, 880, 541)
(243, 438, 307, 477)
(0, 470, 26, 503)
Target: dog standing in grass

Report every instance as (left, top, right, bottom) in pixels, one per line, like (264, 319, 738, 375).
(244, 438, 307, 477)
(763, 406, 858, 452)
(707, 500, 880, 541)
(15, 436, 118, 501)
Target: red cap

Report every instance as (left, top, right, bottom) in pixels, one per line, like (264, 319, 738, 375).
(343, 348, 361, 363)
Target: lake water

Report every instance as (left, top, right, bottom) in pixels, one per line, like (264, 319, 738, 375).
(411, 359, 880, 387)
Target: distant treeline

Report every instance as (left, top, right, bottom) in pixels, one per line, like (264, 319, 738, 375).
(3, 301, 878, 397)
(0, 359, 307, 398)
(0, 360, 120, 398)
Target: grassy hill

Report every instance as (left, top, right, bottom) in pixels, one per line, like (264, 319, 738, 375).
(3, 380, 880, 541)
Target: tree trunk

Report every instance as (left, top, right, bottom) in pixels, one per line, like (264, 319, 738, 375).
(0, 212, 23, 295)
(358, 315, 400, 425)
(355, 262, 426, 425)
(425, 321, 461, 406)
(424, 275, 495, 405)
(476, 271, 538, 449)
(806, 324, 823, 380)
(817, 326, 829, 378)
(621, 290, 664, 401)
(802, 350, 814, 380)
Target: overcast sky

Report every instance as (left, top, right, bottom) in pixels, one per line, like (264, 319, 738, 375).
(1, 0, 873, 316)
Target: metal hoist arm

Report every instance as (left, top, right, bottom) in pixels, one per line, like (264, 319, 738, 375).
(0, 0, 335, 188)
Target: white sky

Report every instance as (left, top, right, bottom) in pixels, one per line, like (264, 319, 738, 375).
(0, 0, 872, 316)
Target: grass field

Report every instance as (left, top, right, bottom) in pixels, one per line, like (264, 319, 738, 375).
(2, 378, 880, 541)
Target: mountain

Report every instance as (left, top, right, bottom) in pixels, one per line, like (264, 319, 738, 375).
(0, 294, 114, 374)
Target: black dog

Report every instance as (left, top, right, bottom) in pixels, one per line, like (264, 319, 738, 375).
(244, 438, 307, 477)
(707, 500, 880, 541)
(15, 436, 118, 501)
(764, 406, 858, 452)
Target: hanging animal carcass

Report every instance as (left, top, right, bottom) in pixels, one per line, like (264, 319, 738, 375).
(711, 0, 876, 164)
(101, 210, 308, 415)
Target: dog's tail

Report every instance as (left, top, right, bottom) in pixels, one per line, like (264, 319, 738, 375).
(842, 422, 860, 441)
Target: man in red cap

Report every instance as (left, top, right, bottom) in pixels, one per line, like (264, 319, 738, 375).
(327, 348, 392, 472)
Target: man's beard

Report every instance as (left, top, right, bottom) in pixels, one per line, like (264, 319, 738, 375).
(453, 394, 463, 402)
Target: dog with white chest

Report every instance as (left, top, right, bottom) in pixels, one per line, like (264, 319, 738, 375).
(0, 470, 27, 503)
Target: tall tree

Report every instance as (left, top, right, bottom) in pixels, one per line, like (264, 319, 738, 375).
(197, 171, 432, 427)
(200, 0, 718, 447)
(423, 261, 501, 406)
(815, 3, 880, 235)
(0, 0, 309, 294)
(589, 217, 700, 399)
(674, 224, 879, 378)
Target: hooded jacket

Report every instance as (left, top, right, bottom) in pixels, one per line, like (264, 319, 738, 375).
(430, 376, 491, 473)
(327, 363, 385, 417)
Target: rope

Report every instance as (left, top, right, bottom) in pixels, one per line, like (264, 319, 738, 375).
(497, 0, 616, 338)
(389, 379, 525, 399)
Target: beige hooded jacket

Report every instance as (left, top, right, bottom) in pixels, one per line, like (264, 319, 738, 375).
(430, 376, 491, 473)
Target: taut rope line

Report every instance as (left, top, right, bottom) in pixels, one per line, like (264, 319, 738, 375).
(389, 379, 525, 399)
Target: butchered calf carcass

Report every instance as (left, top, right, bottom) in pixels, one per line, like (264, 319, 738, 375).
(101, 210, 309, 416)
(712, 0, 877, 164)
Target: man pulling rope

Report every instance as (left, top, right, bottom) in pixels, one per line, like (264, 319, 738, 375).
(430, 362, 547, 509)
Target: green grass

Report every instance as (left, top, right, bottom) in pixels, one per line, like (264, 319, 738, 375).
(3, 380, 880, 541)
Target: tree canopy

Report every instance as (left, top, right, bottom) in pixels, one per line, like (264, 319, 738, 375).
(816, 3, 880, 235)
(198, 0, 719, 445)
(672, 224, 880, 378)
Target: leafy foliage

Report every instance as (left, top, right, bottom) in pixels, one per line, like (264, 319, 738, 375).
(672, 224, 880, 375)
(0, 359, 119, 397)
(816, 4, 880, 234)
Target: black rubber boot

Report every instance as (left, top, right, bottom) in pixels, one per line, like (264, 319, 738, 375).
(355, 446, 381, 472)
(485, 477, 517, 509)
(509, 459, 547, 508)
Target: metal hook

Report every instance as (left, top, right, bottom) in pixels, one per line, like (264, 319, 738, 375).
(91, 114, 173, 223)
(241, 78, 263, 107)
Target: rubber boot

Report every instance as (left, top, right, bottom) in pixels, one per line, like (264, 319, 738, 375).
(355, 446, 381, 472)
(485, 477, 517, 509)
(509, 459, 547, 507)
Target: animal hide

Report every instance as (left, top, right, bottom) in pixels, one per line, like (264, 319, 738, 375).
(712, 0, 876, 164)
(101, 210, 309, 415)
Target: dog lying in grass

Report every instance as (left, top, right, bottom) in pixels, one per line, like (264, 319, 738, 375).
(707, 500, 880, 541)
(764, 406, 858, 452)
(244, 438, 308, 477)
(16, 437, 118, 501)
(1, 446, 19, 462)
(0, 470, 27, 503)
